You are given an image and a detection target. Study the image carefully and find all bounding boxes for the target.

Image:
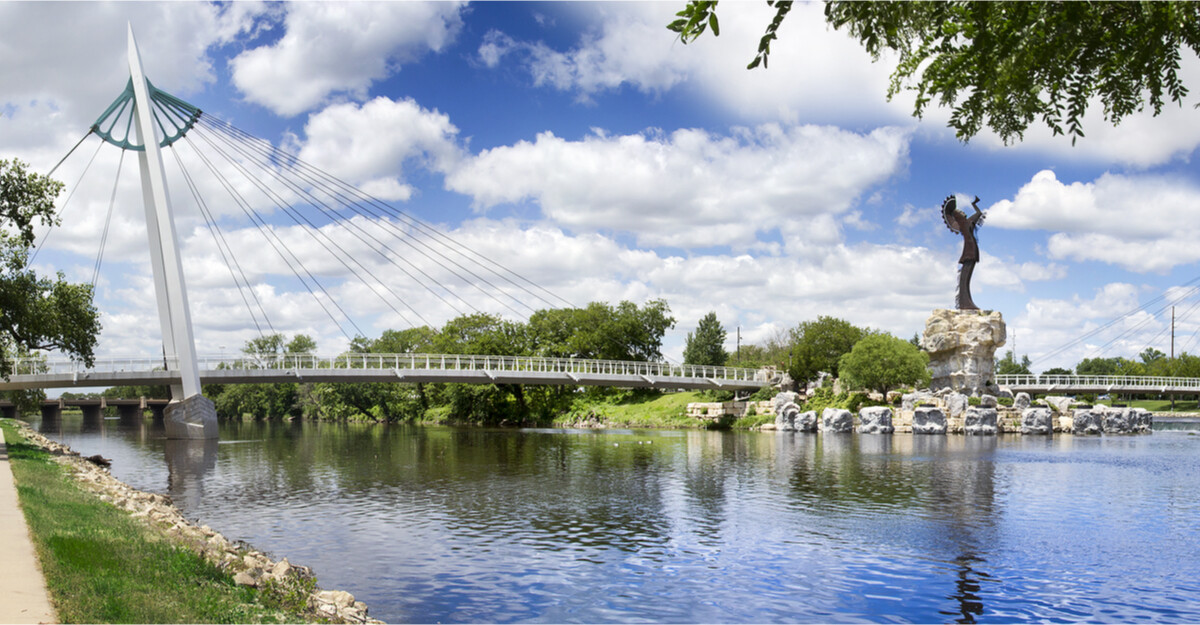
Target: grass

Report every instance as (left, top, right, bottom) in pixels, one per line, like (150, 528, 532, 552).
(1094, 399, 1200, 413)
(554, 391, 733, 429)
(0, 420, 309, 624)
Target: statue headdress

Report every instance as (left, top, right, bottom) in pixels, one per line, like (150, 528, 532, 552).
(941, 195, 961, 234)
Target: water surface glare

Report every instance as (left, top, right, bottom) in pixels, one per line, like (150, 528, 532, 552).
(33, 417, 1200, 623)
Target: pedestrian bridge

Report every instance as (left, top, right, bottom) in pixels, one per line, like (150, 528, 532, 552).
(996, 374, 1200, 396)
(2, 353, 778, 393)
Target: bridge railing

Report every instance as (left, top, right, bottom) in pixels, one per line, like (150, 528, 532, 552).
(995, 373, 1200, 391)
(9, 353, 776, 384)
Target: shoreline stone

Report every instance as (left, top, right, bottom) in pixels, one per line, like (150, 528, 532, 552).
(11, 422, 381, 624)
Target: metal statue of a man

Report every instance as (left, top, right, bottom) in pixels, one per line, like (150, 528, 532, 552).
(942, 194, 985, 310)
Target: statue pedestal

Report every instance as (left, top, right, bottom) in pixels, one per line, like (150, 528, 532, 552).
(920, 309, 1006, 395)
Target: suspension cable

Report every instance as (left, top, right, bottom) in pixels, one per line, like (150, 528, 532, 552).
(91, 148, 125, 287)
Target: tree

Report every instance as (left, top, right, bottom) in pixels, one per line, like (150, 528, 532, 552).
(788, 316, 869, 383)
(838, 333, 930, 396)
(996, 350, 1032, 375)
(1041, 366, 1072, 376)
(683, 311, 728, 366)
(1140, 347, 1167, 365)
(0, 159, 100, 379)
(669, 2, 1200, 143)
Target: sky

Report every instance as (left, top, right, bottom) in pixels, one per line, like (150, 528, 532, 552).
(4, 1, 1200, 374)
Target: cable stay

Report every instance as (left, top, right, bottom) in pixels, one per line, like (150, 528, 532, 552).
(92, 148, 125, 287)
(33, 138, 105, 265)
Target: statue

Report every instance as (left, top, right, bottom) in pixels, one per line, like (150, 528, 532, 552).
(942, 194, 985, 310)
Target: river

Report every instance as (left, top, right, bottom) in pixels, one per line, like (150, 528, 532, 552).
(29, 415, 1200, 623)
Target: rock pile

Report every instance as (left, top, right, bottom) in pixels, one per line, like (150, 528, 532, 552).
(921, 309, 1006, 395)
(13, 423, 380, 624)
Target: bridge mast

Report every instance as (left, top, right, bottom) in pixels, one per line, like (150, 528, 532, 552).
(126, 25, 217, 439)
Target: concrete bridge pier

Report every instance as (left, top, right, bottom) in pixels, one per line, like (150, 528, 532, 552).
(149, 402, 167, 422)
(1, 405, 15, 420)
(39, 402, 61, 431)
(117, 404, 143, 426)
(80, 403, 104, 431)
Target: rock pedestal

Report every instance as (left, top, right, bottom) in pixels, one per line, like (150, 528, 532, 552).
(921, 309, 1006, 395)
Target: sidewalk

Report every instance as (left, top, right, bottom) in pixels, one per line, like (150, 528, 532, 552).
(0, 439, 57, 624)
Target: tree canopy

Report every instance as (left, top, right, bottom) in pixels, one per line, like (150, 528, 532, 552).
(683, 311, 728, 366)
(996, 350, 1032, 375)
(838, 332, 929, 396)
(788, 316, 869, 383)
(0, 159, 100, 379)
(669, 1, 1200, 143)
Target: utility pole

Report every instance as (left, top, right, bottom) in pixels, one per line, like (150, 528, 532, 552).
(736, 326, 741, 365)
(1171, 306, 1176, 411)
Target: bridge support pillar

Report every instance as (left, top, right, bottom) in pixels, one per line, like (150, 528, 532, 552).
(80, 404, 103, 430)
(164, 395, 217, 439)
(1, 405, 15, 419)
(39, 403, 61, 428)
(149, 402, 166, 422)
(117, 404, 143, 426)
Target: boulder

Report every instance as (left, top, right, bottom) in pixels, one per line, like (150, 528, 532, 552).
(1020, 408, 1053, 435)
(902, 390, 936, 412)
(1045, 396, 1074, 414)
(997, 388, 1014, 400)
(1131, 408, 1153, 433)
(913, 406, 947, 435)
(858, 406, 895, 434)
(1102, 406, 1133, 434)
(920, 309, 1006, 395)
(775, 401, 801, 432)
(821, 408, 854, 433)
(796, 410, 818, 433)
(945, 392, 969, 419)
(1072, 408, 1103, 435)
(964, 407, 998, 436)
(1013, 392, 1031, 411)
(979, 394, 998, 409)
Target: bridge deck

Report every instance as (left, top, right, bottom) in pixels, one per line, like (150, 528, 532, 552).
(2, 353, 776, 392)
(996, 374, 1200, 396)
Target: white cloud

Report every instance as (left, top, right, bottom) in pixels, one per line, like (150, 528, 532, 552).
(231, 2, 466, 117)
(294, 97, 463, 201)
(446, 123, 910, 249)
(988, 169, 1200, 273)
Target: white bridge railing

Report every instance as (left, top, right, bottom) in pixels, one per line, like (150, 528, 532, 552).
(996, 373, 1200, 392)
(10, 353, 777, 384)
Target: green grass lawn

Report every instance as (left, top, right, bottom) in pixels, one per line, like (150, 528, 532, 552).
(1095, 399, 1200, 413)
(0, 420, 310, 623)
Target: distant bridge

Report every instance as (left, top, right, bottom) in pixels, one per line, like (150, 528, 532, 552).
(996, 374, 1200, 396)
(2, 353, 778, 393)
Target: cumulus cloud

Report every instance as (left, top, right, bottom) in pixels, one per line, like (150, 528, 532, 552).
(292, 97, 463, 201)
(446, 123, 910, 249)
(988, 169, 1200, 273)
(231, 2, 466, 117)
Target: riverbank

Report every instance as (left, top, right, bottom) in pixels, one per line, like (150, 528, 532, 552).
(0, 419, 380, 624)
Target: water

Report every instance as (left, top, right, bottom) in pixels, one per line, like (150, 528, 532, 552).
(30, 415, 1200, 623)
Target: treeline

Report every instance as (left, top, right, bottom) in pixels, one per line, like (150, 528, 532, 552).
(104, 301, 676, 426)
(997, 346, 1200, 379)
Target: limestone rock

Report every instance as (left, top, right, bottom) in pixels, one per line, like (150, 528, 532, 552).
(913, 407, 947, 435)
(921, 309, 1006, 394)
(796, 411, 818, 433)
(318, 590, 357, 609)
(775, 401, 801, 432)
(997, 388, 1014, 400)
(821, 408, 853, 433)
(1045, 396, 1074, 414)
(1102, 406, 1133, 434)
(980, 394, 998, 409)
(1072, 408, 1103, 435)
(1131, 408, 1153, 433)
(1014, 392, 1031, 411)
(945, 392, 969, 419)
(902, 390, 936, 412)
(234, 570, 258, 586)
(1020, 408, 1053, 435)
(964, 407, 998, 436)
(858, 406, 894, 434)
(886, 390, 904, 404)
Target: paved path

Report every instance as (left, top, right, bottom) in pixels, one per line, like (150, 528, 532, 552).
(0, 438, 57, 624)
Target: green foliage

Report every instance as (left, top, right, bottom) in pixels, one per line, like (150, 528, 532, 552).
(213, 383, 298, 421)
(789, 316, 869, 384)
(837, 333, 930, 396)
(670, 2, 1200, 143)
(683, 311, 728, 366)
(996, 350, 1032, 375)
(968, 396, 981, 406)
(998, 397, 1014, 407)
(0, 160, 100, 378)
(1041, 366, 1072, 376)
(0, 422, 307, 623)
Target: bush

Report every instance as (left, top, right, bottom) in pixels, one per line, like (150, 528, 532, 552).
(998, 397, 1014, 407)
(749, 385, 777, 401)
(968, 396, 981, 406)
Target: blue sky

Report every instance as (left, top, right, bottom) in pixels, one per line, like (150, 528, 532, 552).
(4, 1, 1200, 372)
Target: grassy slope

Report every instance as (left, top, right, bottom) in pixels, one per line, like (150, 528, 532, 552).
(0, 420, 306, 624)
(1095, 399, 1200, 413)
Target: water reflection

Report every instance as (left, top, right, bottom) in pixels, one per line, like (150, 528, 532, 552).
(23, 416, 1200, 624)
(164, 439, 219, 511)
